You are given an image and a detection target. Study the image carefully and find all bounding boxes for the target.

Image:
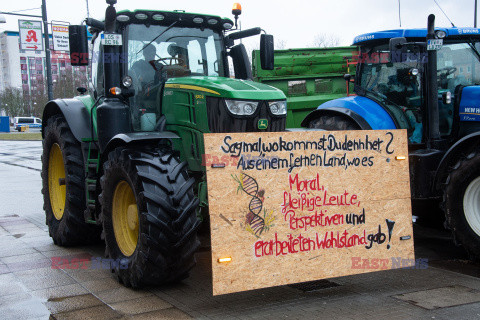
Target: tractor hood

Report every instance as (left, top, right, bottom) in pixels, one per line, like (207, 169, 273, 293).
(165, 76, 286, 100)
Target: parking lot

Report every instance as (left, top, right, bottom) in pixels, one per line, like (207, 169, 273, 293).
(2, 140, 480, 319)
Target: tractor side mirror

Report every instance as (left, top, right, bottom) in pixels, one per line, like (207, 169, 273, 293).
(229, 44, 253, 80)
(260, 34, 274, 70)
(69, 25, 89, 66)
(225, 27, 262, 47)
(389, 37, 407, 63)
(76, 87, 87, 95)
(344, 74, 354, 96)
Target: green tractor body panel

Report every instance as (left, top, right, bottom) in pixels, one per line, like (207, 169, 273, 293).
(76, 94, 95, 110)
(70, 76, 286, 174)
(252, 46, 358, 128)
(72, 75, 286, 172)
(76, 94, 97, 135)
(162, 76, 286, 172)
(165, 76, 286, 100)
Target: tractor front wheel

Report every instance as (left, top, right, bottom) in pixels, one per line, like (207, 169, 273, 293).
(41, 114, 100, 245)
(99, 146, 200, 288)
(444, 149, 480, 259)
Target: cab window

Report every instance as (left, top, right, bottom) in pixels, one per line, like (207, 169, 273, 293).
(437, 41, 480, 136)
(90, 32, 104, 97)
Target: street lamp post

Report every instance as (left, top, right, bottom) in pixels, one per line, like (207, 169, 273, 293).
(41, 0, 53, 101)
(0, 0, 54, 101)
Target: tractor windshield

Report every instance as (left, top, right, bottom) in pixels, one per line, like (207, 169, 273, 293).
(127, 23, 226, 87)
(356, 44, 424, 142)
(125, 24, 226, 131)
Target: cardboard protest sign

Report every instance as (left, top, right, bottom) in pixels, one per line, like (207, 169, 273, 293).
(204, 130, 414, 295)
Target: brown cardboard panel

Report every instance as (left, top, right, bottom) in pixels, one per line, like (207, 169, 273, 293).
(204, 130, 414, 295)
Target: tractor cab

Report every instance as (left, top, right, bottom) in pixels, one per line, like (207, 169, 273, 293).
(352, 27, 480, 144)
(110, 10, 233, 131)
(81, 9, 281, 136)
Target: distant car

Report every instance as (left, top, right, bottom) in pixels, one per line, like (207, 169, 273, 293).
(13, 117, 42, 131)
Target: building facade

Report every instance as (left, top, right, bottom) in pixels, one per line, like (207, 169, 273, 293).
(0, 31, 88, 97)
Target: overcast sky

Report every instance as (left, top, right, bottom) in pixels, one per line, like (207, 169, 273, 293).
(0, 0, 477, 49)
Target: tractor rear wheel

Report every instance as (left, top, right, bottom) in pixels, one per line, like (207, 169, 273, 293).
(308, 115, 360, 130)
(99, 146, 200, 288)
(41, 114, 100, 245)
(444, 149, 480, 260)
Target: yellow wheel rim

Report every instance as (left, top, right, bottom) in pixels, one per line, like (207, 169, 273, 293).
(112, 181, 139, 257)
(48, 143, 66, 220)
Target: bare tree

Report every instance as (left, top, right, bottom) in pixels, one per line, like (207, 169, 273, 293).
(0, 87, 28, 117)
(311, 33, 340, 48)
(0, 66, 88, 119)
(275, 39, 287, 50)
(30, 91, 49, 118)
(245, 41, 260, 65)
(52, 69, 79, 99)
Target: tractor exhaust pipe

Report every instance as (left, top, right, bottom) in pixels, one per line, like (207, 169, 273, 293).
(426, 14, 441, 148)
(97, 0, 131, 152)
(104, 0, 119, 97)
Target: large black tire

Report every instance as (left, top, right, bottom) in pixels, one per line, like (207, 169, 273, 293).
(308, 115, 360, 130)
(99, 146, 200, 288)
(443, 149, 480, 260)
(41, 114, 100, 245)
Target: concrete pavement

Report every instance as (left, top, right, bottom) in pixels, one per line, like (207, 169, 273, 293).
(2, 140, 480, 319)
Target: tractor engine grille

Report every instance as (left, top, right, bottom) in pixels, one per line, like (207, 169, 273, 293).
(206, 97, 286, 133)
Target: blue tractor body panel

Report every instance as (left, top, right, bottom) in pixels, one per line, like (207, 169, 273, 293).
(459, 86, 480, 122)
(353, 27, 480, 45)
(317, 96, 397, 129)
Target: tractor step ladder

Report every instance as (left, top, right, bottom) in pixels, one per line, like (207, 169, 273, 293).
(82, 140, 100, 224)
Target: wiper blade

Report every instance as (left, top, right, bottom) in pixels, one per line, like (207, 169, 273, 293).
(136, 21, 178, 56)
(467, 38, 480, 62)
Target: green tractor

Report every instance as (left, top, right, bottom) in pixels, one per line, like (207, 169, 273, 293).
(41, 0, 286, 287)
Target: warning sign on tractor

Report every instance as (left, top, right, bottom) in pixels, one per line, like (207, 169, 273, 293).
(18, 20, 43, 51)
(204, 130, 415, 295)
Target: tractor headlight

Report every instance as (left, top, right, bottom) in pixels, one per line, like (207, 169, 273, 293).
(122, 75, 133, 88)
(225, 100, 259, 116)
(268, 101, 287, 115)
(435, 30, 447, 39)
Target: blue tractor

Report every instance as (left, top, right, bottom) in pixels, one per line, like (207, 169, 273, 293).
(302, 15, 480, 258)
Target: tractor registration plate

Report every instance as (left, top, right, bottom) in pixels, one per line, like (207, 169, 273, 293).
(102, 33, 122, 46)
(427, 39, 443, 50)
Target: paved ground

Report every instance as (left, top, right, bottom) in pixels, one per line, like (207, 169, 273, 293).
(1, 127, 42, 134)
(2, 140, 480, 319)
